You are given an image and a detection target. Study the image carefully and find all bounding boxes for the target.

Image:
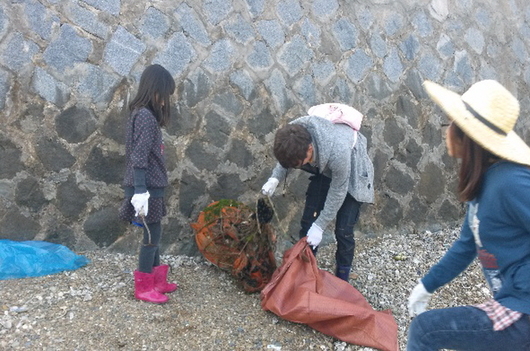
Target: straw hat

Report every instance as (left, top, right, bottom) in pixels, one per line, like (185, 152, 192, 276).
(423, 80, 530, 166)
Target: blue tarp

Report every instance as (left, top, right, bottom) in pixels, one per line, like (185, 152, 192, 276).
(0, 239, 90, 280)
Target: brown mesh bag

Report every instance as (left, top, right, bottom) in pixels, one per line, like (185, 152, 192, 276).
(191, 199, 277, 293)
(261, 237, 399, 351)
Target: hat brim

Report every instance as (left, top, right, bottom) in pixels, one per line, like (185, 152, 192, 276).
(423, 81, 530, 166)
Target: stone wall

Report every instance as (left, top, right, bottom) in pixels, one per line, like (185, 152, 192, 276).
(1, 0, 530, 255)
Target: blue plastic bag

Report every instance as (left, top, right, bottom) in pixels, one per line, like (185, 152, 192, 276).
(0, 239, 90, 280)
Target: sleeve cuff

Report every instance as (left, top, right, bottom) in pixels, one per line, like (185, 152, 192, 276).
(133, 168, 147, 194)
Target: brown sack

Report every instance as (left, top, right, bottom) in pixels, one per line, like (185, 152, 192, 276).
(260, 237, 399, 351)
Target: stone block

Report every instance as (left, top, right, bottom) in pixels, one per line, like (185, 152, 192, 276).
(0, 6, 7, 40)
(3, 33, 39, 72)
(104, 26, 146, 76)
(43, 24, 92, 72)
(405, 70, 427, 100)
(330, 78, 352, 103)
(356, 7, 374, 29)
(178, 171, 207, 218)
(56, 175, 92, 219)
(204, 39, 234, 73)
(204, 110, 231, 148)
(226, 139, 253, 168)
(332, 18, 357, 51)
(175, 4, 210, 46)
(230, 70, 256, 101)
(224, 14, 254, 44)
(385, 166, 414, 195)
(101, 106, 127, 143)
(465, 27, 485, 54)
(384, 118, 405, 146)
(203, 0, 231, 25)
(264, 69, 293, 114)
(383, 48, 403, 83)
(454, 51, 473, 86)
(366, 73, 392, 100)
(294, 75, 316, 107)
(378, 196, 403, 228)
(257, 20, 284, 48)
(83, 206, 125, 248)
(245, 0, 265, 17)
(419, 53, 442, 82)
(384, 13, 403, 36)
(0, 68, 8, 111)
(55, 106, 97, 143)
(25, 0, 59, 40)
(32, 68, 69, 106)
(0, 134, 23, 179)
(185, 139, 219, 171)
(312, 0, 338, 18)
(400, 35, 420, 61)
(166, 106, 199, 137)
(78, 64, 120, 103)
(300, 18, 320, 47)
(213, 91, 243, 118)
(45, 224, 76, 249)
(247, 41, 273, 69)
(278, 35, 313, 76)
(154, 32, 196, 77)
(370, 33, 387, 59)
(312, 60, 335, 86)
(84, 147, 124, 184)
(511, 37, 528, 64)
(141, 7, 169, 39)
(345, 50, 373, 84)
(81, 0, 120, 16)
(210, 173, 245, 201)
(15, 176, 48, 212)
(412, 11, 433, 38)
(396, 139, 423, 169)
(418, 163, 446, 204)
(0, 208, 40, 241)
(69, 2, 108, 39)
(277, 0, 302, 27)
(35, 136, 76, 172)
(247, 105, 276, 140)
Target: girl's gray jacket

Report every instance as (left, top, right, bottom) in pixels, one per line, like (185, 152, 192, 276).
(270, 116, 374, 230)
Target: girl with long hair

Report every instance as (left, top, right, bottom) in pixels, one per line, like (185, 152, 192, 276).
(119, 64, 178, 304)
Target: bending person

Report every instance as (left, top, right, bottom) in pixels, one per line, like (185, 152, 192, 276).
(261, 103, 374, 281)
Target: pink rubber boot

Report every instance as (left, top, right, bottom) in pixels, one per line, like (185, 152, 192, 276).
(133, 270, 168, 304)
(152, 265, 178, 293)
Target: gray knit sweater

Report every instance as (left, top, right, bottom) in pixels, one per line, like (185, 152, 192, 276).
(271, 116, 374, 230)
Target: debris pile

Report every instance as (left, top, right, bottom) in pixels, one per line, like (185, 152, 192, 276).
(191, 198, 277, 293)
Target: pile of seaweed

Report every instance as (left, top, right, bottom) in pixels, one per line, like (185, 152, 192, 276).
(191, 198, 277, 293)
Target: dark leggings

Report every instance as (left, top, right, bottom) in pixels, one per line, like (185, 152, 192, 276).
(299, 174, 362, 267)
(138, 221, 161, 273)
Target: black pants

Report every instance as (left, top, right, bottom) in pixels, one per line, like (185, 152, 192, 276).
(138, 221, 161, 273)
(299, 174, 362, 268)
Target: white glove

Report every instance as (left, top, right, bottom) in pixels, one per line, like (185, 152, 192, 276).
(261, 178, 279, 196)
(408, 281, 432, 317)
(131, 192, 150, 217)
(306, 223, 323, 248)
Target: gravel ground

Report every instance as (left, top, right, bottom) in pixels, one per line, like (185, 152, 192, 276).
(0, 226, 490, 351)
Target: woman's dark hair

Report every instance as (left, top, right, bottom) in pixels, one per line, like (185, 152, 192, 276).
(449, 123, 499, 201)
(129, 64, 176, 127)
(273, 124, 312, 168)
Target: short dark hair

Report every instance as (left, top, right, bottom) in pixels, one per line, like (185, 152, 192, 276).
(129, 64, 176, 127)
(273, 124, 312, 168)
